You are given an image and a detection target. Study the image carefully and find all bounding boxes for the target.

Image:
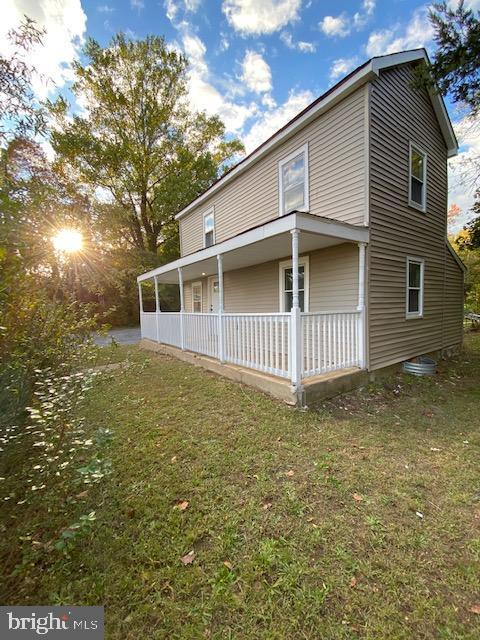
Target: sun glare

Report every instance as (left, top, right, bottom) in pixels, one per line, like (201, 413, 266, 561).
(52, 229, 83, 254)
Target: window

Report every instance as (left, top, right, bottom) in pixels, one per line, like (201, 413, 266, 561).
(279, 257, 309, 312)
(409, 143, 427, 211)
(406, 258, 424, 318)
(203, 209, 215, 248)
(192, 282, 202, 313)
(278, 143, 309, 216)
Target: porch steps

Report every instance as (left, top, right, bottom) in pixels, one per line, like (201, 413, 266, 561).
(140, 338, 369, 407)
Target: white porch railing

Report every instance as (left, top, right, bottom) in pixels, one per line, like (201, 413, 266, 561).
(301, 311, 360, 377)
(140, 310, 362, 380)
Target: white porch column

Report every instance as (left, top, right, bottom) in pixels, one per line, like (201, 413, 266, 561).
(178, 267, 185, 350)
(356, 242, 367, 368)
(217, 253, 225, 363)
(290, 229, 303, 394)
(138, 282, 143, 313)
(154, 276, 160, 343)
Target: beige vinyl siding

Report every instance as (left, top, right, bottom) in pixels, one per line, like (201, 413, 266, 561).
(183, 243, 358, 313)
(179, 86, 368, 256)
(443, 246, 464, 347)
(368, 64, 463, 370)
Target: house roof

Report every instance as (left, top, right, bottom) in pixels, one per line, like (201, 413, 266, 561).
(175, 49, 458, 222)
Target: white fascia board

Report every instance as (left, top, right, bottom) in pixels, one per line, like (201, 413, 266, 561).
(175, 65, 377, 221)
(138, 213, 369, 282)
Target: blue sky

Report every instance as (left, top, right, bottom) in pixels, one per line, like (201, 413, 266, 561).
(1, 0, 479, 221)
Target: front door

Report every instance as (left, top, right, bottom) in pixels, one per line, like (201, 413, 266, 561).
(209, 277, 220, 313)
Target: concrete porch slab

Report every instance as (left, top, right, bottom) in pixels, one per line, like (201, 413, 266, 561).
(139, 338, 368, 407)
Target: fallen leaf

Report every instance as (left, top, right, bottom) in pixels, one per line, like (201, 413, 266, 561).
(174, 500, 189, 511)
(468, 604, 480, 615)
(125, 508, 135, 519)
(430, 447, 441, 452)
(76, 490, 89, 499)
(180, 550, 195, 565)
(171, 456, 177, 463)
(416, 511, 424, 519)
(350, 576, 357, 587)
(285, 470, 295, 477)
(353, 493, 363, 502)
(223, 561, 233, 570)
(262, 502, 272, 510)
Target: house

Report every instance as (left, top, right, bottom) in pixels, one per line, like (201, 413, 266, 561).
(137, 49, 465, 406)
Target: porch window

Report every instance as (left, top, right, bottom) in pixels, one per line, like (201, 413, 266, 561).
(279, 257, 309, 312)
(409, 143, 427, 212)
(204, 209, 215, 247)
(278, 143, 309, 216)
(192, 282, 202, 313)
(406, 257, 424, 318)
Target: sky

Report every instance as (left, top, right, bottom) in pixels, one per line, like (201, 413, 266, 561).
(1, 0, 479, 227)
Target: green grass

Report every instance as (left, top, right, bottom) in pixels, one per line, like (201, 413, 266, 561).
(2, 335, 480, 639)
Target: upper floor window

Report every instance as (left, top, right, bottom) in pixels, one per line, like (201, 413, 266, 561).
(192, 282, 202, 313)
(204, 209, 215, 248)
(406, 257, 424, 318)
(278, 143, 309, 216)
(409, 143, 427, 212)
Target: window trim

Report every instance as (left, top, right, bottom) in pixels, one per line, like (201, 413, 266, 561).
(278, 142, 309, 217)
(406, 257, 424, 319)
(191, 281, 203, 313)
(203, 207, 215, 248)
(408, 142, 427, 213)
(278, 256, 310, 312)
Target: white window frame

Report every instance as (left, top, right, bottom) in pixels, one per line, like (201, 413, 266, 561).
(191, 281, 203, 313)
(278, 142, 309, 217)
(278, 256, 310, 312)
(203, 207, 215, 248)
(406, 257, 424, 319)
(408, 142, 427, 213)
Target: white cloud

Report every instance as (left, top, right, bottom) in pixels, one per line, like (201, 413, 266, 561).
(97, 4, 114, 12)
(280, 31, 316, 53)
(320, 0, 375, 38)
(319, 15, 349, 37)
(241, 50, 272, 93)
(184, 0, 201, 11)
(329, 57, 359, 80)
(131, 0, 144, 9)
(223, 0, 302, 35)
(164, 0, 179, 21)
(242, 89, 314, 153)
(366, 7, 434, 57)
(0, 0, 87, 99)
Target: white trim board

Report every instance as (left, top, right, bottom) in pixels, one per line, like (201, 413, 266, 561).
(175, 49, 457, 222)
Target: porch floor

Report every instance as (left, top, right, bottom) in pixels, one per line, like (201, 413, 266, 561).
(139, 338, 368, 406)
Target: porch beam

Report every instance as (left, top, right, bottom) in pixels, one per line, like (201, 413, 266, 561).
(356, 242, 367, 369)
(178, 267, 185, 350)
(290, 229, 303, 398)
(154, 276, 160, 343)
(217, 254, 225, 363)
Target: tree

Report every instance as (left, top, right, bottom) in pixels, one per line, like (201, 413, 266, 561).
(414, 1, 480, 115)
(49, 34, 244, 256)
(0, 17, 47, 143)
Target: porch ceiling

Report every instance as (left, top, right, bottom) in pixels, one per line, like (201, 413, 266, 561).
(138, 211, 369, 284)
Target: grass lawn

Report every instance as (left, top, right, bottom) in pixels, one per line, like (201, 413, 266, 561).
(2, 335, 480, 639)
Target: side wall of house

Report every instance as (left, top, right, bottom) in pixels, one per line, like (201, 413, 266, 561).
(183, 243, 358, 313)
(368, 64, 463, 371)
(443, 245, 464, 348)
(179, 85, 368, 256)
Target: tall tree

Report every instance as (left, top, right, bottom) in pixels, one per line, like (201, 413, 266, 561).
(49, 34, 244, 256)
(0, 17, 47, 143)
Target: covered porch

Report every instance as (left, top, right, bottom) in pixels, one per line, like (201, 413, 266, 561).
(137, 212, 369, 401)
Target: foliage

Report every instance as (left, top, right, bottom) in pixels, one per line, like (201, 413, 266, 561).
(457, 199, 480, 250)
(0, 17, 47, 143)
(49, 33, 244, 255)
(414, 1, 480, 116)
(451, 230, 480, 311)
